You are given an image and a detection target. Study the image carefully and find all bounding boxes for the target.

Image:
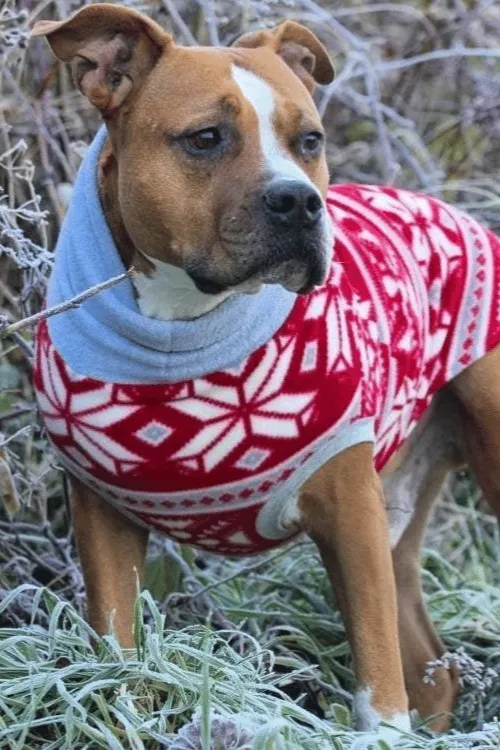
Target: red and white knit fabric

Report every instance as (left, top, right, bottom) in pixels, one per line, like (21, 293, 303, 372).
(34, 184, 500, 555)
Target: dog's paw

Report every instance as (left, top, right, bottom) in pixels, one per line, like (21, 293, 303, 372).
(352, 690, 411, 747)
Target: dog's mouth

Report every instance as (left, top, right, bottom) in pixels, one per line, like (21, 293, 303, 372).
(186, 273, 228, 296)
(259, 257, 327, 294)
(185, 210, 333, 297)
(186, 254, 328, 297)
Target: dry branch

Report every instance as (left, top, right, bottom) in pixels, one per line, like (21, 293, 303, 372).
(0, 268, 136, 338)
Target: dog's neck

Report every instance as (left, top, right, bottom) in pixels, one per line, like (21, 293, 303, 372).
(131, 252, 233, 320)
(97, 140, 231, 322)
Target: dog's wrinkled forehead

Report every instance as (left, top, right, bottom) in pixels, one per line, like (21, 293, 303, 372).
(137, 45, 324, 160)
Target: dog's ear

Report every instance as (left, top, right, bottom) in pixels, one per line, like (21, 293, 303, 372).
(31, 3, 171, 116)
(233, 21, 334, 91)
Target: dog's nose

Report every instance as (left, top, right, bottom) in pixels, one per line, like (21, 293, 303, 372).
(262, 179, 323, 227)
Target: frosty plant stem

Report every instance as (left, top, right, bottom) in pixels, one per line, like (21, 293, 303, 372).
(0, 268, 136, 339)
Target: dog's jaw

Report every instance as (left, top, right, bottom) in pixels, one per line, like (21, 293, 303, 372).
(132, 255, 234, 321)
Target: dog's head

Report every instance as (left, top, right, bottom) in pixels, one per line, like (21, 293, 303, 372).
(32, 4, 334, 295)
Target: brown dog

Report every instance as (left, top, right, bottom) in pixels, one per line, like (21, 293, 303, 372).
(31, 4, 500, 740)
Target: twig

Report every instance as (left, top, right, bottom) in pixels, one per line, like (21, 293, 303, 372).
(376, 46, 500, 73)
(393, 134, 444, 193)
(317, 57, 360, 119)
(360, 52, 400, 183)
(163, 540, 237, 632)
(42, 522, 84, 594)
(301, 0, 370, 51)
(336, 88, 416, 130)
(0, 425, 31, 448)
(0, 274, 19, 311)
(189, 540, 309, 600)
(197, 0, 220, 46)
(0, 268, 135, 338)
(333, 2, 437, 40)
(161, 0, 198, 45)
(274, 641, 353, 701)
(10, 331, 34, 363)
(3, 67, 74, 182)
(35, 99, 66, 229)
(0, 404, 35, 423)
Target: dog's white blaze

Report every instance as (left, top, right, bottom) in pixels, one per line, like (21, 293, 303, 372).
(231, 65, 315, 186)
(133, 256, 232, 321)
(231, 64, 333, 282)
(354, 688, 411, 744)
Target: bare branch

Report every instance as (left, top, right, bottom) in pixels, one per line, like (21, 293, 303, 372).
(0, 268, 136, 338)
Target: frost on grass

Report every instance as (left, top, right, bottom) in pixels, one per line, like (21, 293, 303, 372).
(1, 0, 500, 748)
(425, 646, 499, 726)
(1, 585, 499, 749)
(165, 713, 254, 749)
(425, 646, 497, 697)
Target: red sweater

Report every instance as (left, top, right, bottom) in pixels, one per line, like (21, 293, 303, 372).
(34, 185, 500, 555)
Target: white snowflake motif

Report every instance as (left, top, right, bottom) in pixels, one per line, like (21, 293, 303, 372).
(169, 337, 317, 472)
(362, 187, 462, 266)
(36, 344, 143, 474)
(305, 288, 354, 374)
(376, 374, 418, 459)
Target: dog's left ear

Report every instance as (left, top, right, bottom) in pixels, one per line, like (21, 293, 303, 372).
(233, 21, 334, 91)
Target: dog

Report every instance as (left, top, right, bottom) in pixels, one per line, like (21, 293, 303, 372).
(31, 4, 500, 740)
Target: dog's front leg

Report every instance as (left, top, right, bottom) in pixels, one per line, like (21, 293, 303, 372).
(70, 476, 149, 648)
(299, 443, 410, 740)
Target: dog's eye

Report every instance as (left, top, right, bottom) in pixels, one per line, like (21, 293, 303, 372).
(186, 127, 222, 152)
(299, 131, 324, 156)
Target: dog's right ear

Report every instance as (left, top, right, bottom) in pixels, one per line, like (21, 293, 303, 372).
(31, 3, 171, 117)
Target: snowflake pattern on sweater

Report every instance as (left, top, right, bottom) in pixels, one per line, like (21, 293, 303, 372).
(34, 184, 500, 554)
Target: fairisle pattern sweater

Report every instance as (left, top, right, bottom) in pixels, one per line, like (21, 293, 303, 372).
(34, 134, 500, 555)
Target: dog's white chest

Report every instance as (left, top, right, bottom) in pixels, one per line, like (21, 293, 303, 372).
(133, 258, 232, 321)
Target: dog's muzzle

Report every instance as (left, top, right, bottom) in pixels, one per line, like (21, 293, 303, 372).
(187, 179, 330, 295)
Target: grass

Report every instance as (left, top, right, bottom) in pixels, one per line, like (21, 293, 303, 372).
(0, 532, 499, 749)
(1, 0, 500, 747)
(1, 489, 499, 748)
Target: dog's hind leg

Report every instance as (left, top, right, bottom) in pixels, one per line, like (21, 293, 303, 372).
(451, 345, 500, 523)
(384, 394, 463, 730)
(70, 476, 149, 648)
